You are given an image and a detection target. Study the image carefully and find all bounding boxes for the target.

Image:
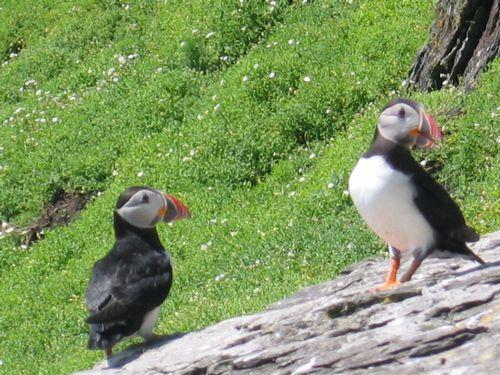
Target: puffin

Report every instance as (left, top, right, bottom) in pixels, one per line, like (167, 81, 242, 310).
(348, 98, 484, 291)
(85, 186, 191, 357)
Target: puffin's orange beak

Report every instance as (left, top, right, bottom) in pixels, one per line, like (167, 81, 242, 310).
(163, 194, 191, 222)
(414, 111, 443, 149)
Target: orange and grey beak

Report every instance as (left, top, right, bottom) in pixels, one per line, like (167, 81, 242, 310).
(414, 111, 443, 149)
(163, 194, 191, 222)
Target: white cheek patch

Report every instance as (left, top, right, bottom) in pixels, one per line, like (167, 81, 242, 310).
(117, 204, 157, 228)
(116, 190, 165, 228)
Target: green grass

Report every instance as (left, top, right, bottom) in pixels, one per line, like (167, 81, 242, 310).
(0, 0, 498, 373)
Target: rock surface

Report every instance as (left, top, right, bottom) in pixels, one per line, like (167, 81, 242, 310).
(408, 0, 499, 91)
(77, 231, 500, 375)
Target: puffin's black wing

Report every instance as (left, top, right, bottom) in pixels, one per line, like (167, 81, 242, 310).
(411, 166, 479, 243)
(85, 247, 172, 324)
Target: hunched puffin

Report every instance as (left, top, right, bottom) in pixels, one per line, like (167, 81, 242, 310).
(349, 99, 484, 290)
(85, 186, 190, 356)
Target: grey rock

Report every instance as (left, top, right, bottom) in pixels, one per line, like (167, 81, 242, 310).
(76, 231, 500, 375)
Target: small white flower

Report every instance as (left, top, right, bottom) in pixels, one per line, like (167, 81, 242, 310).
(107, 67, 116, 76)
(200, 241, 212, 251)
(214, 104, 221, 111)
(230, 231, 238, 237)
(269, 71, 276, 79)
(299, 176, 305, 182)
(327, 182, 334, 189)
(342, 190, 349, 197)
(112, 76, 120, 82)
(253, 63, 260, 69)
(309, 153, 316, 159)
(52, 117, 59, 123)
(112, 170, 119, 176)
(288, 39, 295, 45)
(215, 274, 225, 282)
(122, 4, 130, 10)
(197, 114, 203, 121)
(137, 170, 144, 177)
(303, 76, 311, 82)
(35, 89, 43, 96)
(205, 31, 215, 39)
(128, 53, 139, 60)
(420, 159, 428, 167)
(220, 55, 229, 61)
(192, 29, 199, 35)
(288, 191, 297, 197)
(180, 41, 186, 47)
(24, 79, 37, 86)
(242, 75, 249, 82)
(117, 55, 126, 65)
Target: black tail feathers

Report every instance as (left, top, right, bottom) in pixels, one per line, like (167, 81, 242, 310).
(87, 323, 125, 351)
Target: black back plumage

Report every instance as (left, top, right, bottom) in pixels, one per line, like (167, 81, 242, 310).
(85, 187, 173, 350)
(365, 131, 483, 263)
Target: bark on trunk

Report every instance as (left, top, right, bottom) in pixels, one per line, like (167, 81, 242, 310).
(408, 0, 499, 92)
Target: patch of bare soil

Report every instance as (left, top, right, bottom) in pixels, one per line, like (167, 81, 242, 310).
(23, 190, 91, 247)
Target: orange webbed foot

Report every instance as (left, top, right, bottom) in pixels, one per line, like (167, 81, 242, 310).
(371, 280, 401, 292)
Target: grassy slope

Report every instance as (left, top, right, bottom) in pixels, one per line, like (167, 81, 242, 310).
(0, 0, 498, 373)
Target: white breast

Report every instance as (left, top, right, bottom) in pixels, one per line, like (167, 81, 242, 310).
(348, 156, 434, 253)
(138, 306, 161, 340)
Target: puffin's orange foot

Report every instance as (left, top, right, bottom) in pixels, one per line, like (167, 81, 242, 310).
(371, 280, 401, 292)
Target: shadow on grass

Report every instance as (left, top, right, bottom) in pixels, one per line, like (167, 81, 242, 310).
(106, 332, 186, 369)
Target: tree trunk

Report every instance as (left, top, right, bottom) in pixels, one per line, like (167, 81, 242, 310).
(408, 0, 499, 91)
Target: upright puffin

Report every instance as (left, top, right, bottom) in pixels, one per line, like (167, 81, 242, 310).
(85, 186, 190, 356)
(349, 99, 484, 290)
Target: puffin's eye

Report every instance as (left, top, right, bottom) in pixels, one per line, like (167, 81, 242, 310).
(398, 107, 406, 118)
(141, 194, 149, 204)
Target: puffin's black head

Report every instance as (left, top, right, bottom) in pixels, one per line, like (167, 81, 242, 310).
(115, 186, 191, 229)
(378, 98, 443, 149)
